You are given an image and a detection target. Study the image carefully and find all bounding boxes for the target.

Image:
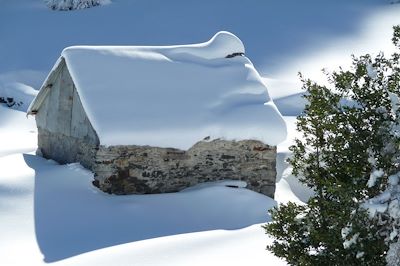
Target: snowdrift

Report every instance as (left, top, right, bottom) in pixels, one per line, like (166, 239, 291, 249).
(31, 31, 287, 149)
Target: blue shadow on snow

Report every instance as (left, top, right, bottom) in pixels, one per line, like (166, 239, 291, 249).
(24, 154, 274, 262)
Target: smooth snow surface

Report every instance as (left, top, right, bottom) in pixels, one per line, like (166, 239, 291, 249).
(0, 82, 38, 111)
(29, 158, 276, 262)
(56, 32, 286, 148)
(0, 106, 37, 156)
(275, 116, 314, 204)
(0, 151, 282, 265)
(165, 31, 245, 60)
(0, 84, 287, 265)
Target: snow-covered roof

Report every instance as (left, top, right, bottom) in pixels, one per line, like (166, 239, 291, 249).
(29, 31, 287, 149)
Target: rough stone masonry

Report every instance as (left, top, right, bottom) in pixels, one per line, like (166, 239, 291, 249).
(93, 139, 277, 198)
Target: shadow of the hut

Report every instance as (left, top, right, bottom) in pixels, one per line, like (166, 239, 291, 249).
(23, 153, 271, 262)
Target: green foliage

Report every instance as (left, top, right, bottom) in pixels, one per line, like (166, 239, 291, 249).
(265, 26, 400, 265)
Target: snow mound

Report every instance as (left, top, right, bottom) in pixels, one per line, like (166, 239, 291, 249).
(47, 31, 287, 149)
(0, 106, 37, 156)
(0, 153, 276, 263)
(44, 0, 111, 11)
(0, 83, 38, 112)
(166, 31, 245, 60)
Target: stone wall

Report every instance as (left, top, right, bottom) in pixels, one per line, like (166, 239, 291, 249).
(93, 139, 277, 198)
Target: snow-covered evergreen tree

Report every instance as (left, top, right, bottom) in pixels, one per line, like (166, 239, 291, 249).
(265, 26, 400, 265)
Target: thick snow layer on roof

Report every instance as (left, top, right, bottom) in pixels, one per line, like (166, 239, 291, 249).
(60, 32, 286, 148)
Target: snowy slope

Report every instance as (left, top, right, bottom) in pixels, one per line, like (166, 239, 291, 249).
(0, 82, 38, 111)
(0, 106, 37, 156)
(267, 3, 400, 110)
(0, 144, 283, 265)
(2, 0, 400, 119)
(0, 0, 391, 90)
(2, 0, 400, 265)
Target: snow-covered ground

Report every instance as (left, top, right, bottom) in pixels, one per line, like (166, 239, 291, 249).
(0, 102, 287, 265)
(0, 106, 37, 156)
(2, 0, 400, 265)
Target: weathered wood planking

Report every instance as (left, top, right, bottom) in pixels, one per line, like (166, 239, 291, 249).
(71, 87, 98, 145)
(36, 59, 99, 165)
(57, 62, 74, 135)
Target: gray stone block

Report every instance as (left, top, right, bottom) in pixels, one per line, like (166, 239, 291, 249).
(93, 139, 277, 198)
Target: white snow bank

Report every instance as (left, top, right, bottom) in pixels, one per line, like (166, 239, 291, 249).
(275, 116, 314, 204)
(0, 106, 37, 156)
(274, 178, 305, 205)
(0, 106, 286, 266)
(165, 31, 245, 60)
(0, 152, 277, 264)
(61, 224, 287, 266)
(54, 31, 287, 148)
(0, 82, 38, 111)
(44, 0, 111, 11)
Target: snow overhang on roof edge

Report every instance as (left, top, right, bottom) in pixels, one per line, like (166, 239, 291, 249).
(27, 31, 288, 148)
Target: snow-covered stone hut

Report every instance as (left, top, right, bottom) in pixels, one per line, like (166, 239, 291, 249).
(27, 31, 287, 197)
